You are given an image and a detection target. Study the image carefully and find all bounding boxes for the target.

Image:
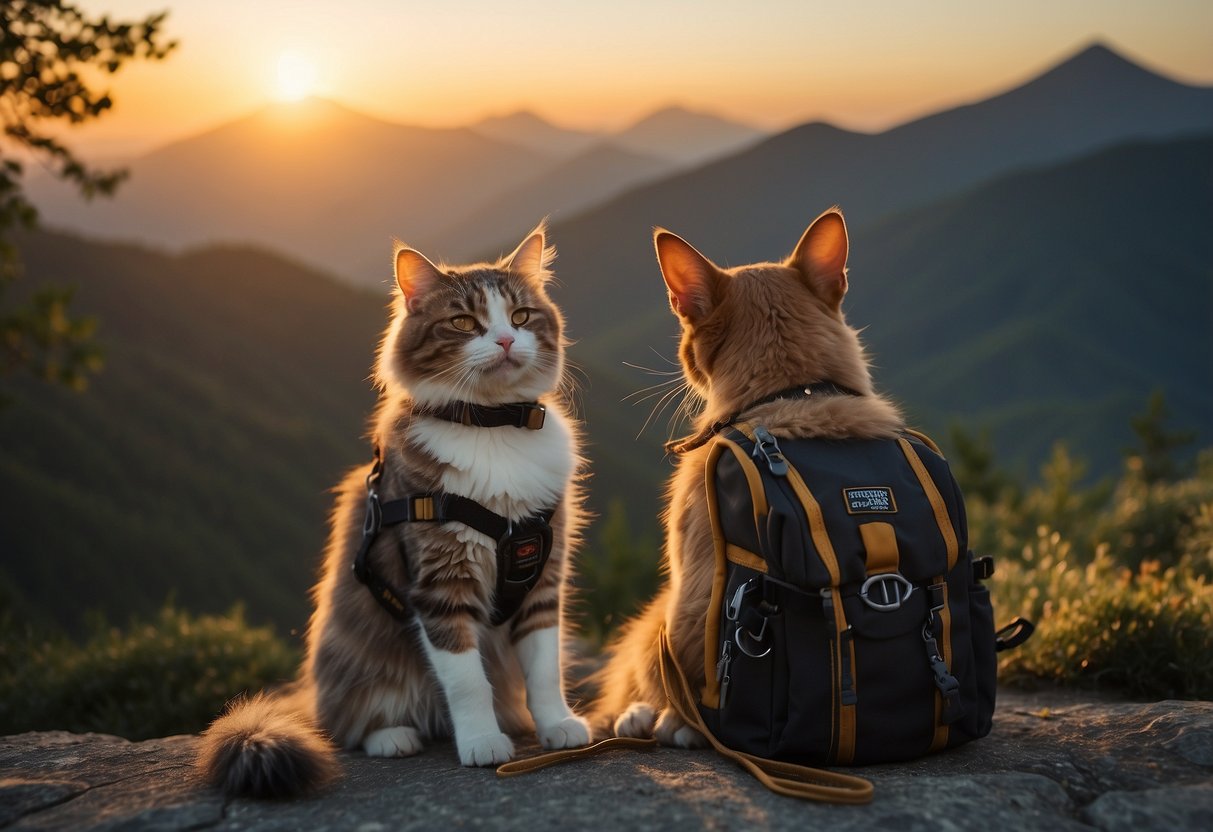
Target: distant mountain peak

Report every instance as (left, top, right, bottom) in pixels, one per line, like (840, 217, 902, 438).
(259, 95, 354, 118)
(248, 96, 399, 132)
(477, 110, 560, 129)
(1071, 40, 1122, 59)
(470, 110, 600, 157)
(1029, 38, 1184, 89)
(625, 104, 757, 131)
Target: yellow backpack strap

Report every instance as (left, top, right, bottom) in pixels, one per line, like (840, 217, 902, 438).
(903, 427, 943, 456)
(657, 627, 874, 804)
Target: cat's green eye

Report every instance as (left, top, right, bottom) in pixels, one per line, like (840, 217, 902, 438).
(450, 315, 477, 332)
(511, 309, 531, 326)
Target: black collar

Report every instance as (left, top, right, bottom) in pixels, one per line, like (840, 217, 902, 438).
(416, 400, 546, 430)
(665, 381, 861, 455)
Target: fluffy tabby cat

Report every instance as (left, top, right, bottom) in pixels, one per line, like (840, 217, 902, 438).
(594, 208, 904, 745)
(198, 224, 590, 797)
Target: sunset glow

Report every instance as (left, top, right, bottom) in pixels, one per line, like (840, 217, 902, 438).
(54, 0, 1213, 159)
(275, 52, 318, 102)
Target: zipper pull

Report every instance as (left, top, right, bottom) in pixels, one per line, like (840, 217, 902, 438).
(752, 426, 789, 476)
(820, 586, 834, 616)
(839, 627, 858, 706)
(716, 640, 733, 706)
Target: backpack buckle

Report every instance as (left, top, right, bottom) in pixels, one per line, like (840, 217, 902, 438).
(734, 620, 772, 658)
(751, 426, 789, 476)
(859, 572, 914, 611)
(727, 580, 774, 658)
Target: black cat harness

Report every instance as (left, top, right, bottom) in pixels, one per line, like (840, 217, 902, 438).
(352, 400, 556, 627)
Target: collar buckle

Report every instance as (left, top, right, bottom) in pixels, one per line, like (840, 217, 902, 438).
(519, 403, 546, 430)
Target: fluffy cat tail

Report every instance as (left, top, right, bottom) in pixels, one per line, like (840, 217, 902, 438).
(196, 690, 337, 799)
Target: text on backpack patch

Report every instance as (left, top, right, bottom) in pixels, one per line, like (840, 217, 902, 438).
(843, 487, 898, 514)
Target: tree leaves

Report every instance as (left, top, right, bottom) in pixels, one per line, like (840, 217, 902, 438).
(0, 0, 175, 398)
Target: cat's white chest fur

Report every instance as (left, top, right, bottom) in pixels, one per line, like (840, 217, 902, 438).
(413, 408, 573, 519)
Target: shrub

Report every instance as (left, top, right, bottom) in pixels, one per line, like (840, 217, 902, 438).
(0, 603, 298, 740)
(992, 527, 1213, 699)
(954, 407, 1213, 699)
(1092, 454, 1213, 574)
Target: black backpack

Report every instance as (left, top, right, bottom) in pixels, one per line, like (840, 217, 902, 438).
(498, 422, 1032, 802)
(691, 423, 1031, 768)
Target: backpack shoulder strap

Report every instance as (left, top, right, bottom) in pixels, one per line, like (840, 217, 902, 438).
(902, 427, 944, 456)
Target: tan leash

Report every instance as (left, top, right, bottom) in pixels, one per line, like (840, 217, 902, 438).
(496, 736, 657, 777)
(497, 628, 873, 803)
(656, 627, 874, 804)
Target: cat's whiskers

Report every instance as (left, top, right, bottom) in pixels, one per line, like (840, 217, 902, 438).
(631, 378, 692, 439)
(621, 356, 698, 439)
(623, 376, 682, 404)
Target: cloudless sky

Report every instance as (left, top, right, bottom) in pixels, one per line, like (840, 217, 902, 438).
(69, 0, 1213, 158)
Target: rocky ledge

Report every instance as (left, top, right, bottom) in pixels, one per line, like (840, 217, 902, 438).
(1, 691, 1211, 831)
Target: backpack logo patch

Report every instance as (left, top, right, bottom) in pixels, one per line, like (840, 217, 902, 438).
(844, 487, 897, 514)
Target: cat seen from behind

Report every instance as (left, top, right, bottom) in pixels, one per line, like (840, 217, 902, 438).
(593, 208, 905, 745)
(198, 223, 591, 798)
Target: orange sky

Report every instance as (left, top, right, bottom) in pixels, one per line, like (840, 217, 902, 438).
(57, 1, 1213, 159)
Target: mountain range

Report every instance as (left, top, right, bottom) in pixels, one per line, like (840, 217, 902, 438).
(471, 105, 766, 164)
(29, 43, 1211, 289)
(4, 40, 1210, 635)
(559, 134, 1213, 539)
(30, 103, 766, 284)
(544, 43, 1213, 352)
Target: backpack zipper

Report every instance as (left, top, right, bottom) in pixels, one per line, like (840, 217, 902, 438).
(716, 639, 733, 707)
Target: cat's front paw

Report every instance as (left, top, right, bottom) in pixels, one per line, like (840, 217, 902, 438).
(537, 715, 590, 750)
(457, 731, 514, 767)
(654, 708, 707, 749)
(613, 702, 657, 738)
(363, 725, 423, 757)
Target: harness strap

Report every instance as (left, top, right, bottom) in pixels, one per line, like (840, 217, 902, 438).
(656, 627, 874, 803)
(351, 449, 556, 626)
(379, 492, 554, 541)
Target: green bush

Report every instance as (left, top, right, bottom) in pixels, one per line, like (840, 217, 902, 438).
(992, 530, 1213, 699)
(967, 433, 1213, 698)
(1092, 453, 1213, 574)
(0, 603, 298, 740)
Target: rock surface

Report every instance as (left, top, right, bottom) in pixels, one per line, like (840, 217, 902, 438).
(1, 692, 1211, 831)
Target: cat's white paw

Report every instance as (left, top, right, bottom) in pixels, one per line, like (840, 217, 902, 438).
(458, 731, 514, 767)
(363, 725, 423, 758)
(654, 709, 707, 749)
(538, 715, 591, 750)
(613, 702, 657, 738)
(670, 725, 708, 748)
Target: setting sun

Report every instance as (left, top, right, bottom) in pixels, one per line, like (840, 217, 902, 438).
(275, 51, 318, 101)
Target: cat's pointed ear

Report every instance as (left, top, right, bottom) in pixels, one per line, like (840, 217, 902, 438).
(502, 220, 554, 283)
(790, 208, 849, 310)
(654, 228, 719, 323)
(394, 242, 443, 313)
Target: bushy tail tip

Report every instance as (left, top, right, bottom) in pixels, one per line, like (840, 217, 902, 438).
(196, 693, 337, 800)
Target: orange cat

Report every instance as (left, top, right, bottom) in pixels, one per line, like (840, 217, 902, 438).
(594, 208, 904, 744)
